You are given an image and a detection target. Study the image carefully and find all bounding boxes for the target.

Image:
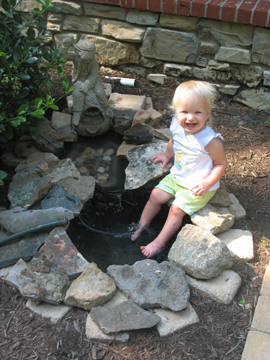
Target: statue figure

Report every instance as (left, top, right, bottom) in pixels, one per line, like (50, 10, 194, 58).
(60, 37, 113, 133)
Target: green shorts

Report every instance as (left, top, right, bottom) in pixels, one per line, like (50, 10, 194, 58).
(156, 173, 216, 215)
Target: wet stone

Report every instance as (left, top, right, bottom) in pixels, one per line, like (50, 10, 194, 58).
(60, 176, 95, 203)
(107, 260, 190, 312)
(123, 123, 153, 145)
(5, 258, 70, 305)
(168, 224, 233, 280)
(90, 300, 160, 334)
(0, 231, 48, 268)
(41, 183, 81, 215)
(32, 227, 89, 280)
(64, 262, 116, 310)
(0, 206, 74, 234)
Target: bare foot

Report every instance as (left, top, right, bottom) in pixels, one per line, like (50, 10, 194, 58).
(131, 223, 149, 241)
(140, 240, 165, 258)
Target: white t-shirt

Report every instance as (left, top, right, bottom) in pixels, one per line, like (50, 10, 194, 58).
(170, 116, 224, 191)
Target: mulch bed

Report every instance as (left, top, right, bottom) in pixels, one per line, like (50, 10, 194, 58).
(0, 70, 269, 359)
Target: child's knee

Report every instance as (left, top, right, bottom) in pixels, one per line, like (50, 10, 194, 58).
(169, 204, 184, 218)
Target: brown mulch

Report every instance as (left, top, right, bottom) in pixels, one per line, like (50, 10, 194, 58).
(0, 71, 270, 360)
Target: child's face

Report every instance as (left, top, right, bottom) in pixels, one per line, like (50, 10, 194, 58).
(75, 49, 95, 63)
(175, 95, 211, 135)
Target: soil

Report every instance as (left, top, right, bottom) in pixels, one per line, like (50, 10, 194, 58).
(0, 69, 270, 360)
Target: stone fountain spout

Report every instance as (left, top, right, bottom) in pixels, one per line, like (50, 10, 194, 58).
(59, 37, 113, 136)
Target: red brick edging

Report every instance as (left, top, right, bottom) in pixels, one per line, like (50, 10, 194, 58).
(84, 0, 270, 28)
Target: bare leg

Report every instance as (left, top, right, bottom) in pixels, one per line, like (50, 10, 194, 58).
(131, 188, 174, 241)
(140, 205, 186, 258)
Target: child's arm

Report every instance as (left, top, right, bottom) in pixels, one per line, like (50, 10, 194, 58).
(191, 137, 227, 196)
(152, 137, 174, 169)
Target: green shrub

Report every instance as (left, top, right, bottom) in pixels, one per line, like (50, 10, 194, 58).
(0, 0, 72, 184)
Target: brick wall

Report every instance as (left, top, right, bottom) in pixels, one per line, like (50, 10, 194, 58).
(84, 0, 270, 28)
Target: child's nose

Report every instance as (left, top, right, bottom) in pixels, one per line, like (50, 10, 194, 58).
(187, 113, 194, 120)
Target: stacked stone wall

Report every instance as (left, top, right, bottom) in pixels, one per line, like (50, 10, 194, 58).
(13, 0, 270, 109)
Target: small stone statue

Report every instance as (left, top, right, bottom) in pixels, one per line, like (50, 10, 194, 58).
(60, 37, 113, 131)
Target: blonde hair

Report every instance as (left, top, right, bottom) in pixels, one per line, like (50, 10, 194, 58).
(172, 80, 217, 125)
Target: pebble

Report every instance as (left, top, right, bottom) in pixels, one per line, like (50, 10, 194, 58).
(74, 147, 113, 184)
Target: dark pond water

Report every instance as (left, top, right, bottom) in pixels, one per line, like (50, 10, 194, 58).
(65, 130, 190, 272)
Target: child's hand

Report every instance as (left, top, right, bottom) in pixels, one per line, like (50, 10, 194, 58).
(152, 152, 170, 169)
(191, 180, 211, 196)
(80, 83, 89, 95)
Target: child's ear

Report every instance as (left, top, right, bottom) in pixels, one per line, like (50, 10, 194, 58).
(207, 108, 211, 118)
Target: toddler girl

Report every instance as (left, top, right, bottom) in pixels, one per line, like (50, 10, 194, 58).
(131, 80, 227, 258)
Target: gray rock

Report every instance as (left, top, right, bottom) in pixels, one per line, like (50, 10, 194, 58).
(232, 65, 263, 87)
(101, 20, 145, 42)
(216, 229, 254, 264)
(90, 300, 160, 334)
(0, 206, 74, 234)
(186, 270, 242, 304)
(140, 28, 197, 64)
(198, 19, 254, 47)
(216, 84, 240, 96)
(123, 123, 153, 145)
(82, 34, 140, 66)
(60, 176, 95, 203)
(85, 314, 129, 343)
(109, 93, 146, 134)
(64, 262, 116, 310)
(193, 67, 231, 82)
(164, 63, 193, 77)
(160, 13, 198, 30)
(52, 126, 78, 143)
(26, 300, 72, 324)
(63, 15, 99, 33)
(208, 180, 231, 208)
(52, 0, 82, 15)
(107, 260, 190, 311)
(234, 89, 270, 111)
(147, 73, 167, 85)
(85, 290, 130, 343)
(31, 131, 65, 157)
(0, 232, 48, 268)
(168, 224, 233, 279)
(41, 183, 81, 215)
(32, 227, 89, 280)
(153, 128, 172, 141)
(84, 3, 127, 20)
(191, 204, 235, 235)
(215, 47, 251, 64)
(126, 9, 159, 26)
(124, 142, 172, 190)
(5, 258, 70, 304)
(51, 111, 71, 129)
(8, 170, 52, 209)
(15, 152, 59, 172)
(153, 303, 199, 337)
(252, 27, 270, 66)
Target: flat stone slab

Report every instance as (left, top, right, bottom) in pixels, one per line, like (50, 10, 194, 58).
(251, 296, 270, 334)
(85, 314, 129, 343)
(60, 176, 95, 203)
(41, 183, 81, 215)
(152, 303, 199, 337)
(107, 260, 190, 311)
(241, 330, 270, 360)
(64, 262, 116, 310)
(5, 258, 70, 305)
(260, 264, 270, 297)
(124, 143, 172, 190)
(168, 224, 233, 280)
(85, 289, 130, 343)
(191, 204, 235, 235)
(26, 300, 72, 324)
(51, 111, 72, 129)
(90, 300, 160, 334)
(32, 227, 89, 280)
(0, 231, 48, 268)
(185, 270, 242, 304)
(216, 229, 254, 264)
(15, 152, 59, 172)
(0, 207, 74, 233)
